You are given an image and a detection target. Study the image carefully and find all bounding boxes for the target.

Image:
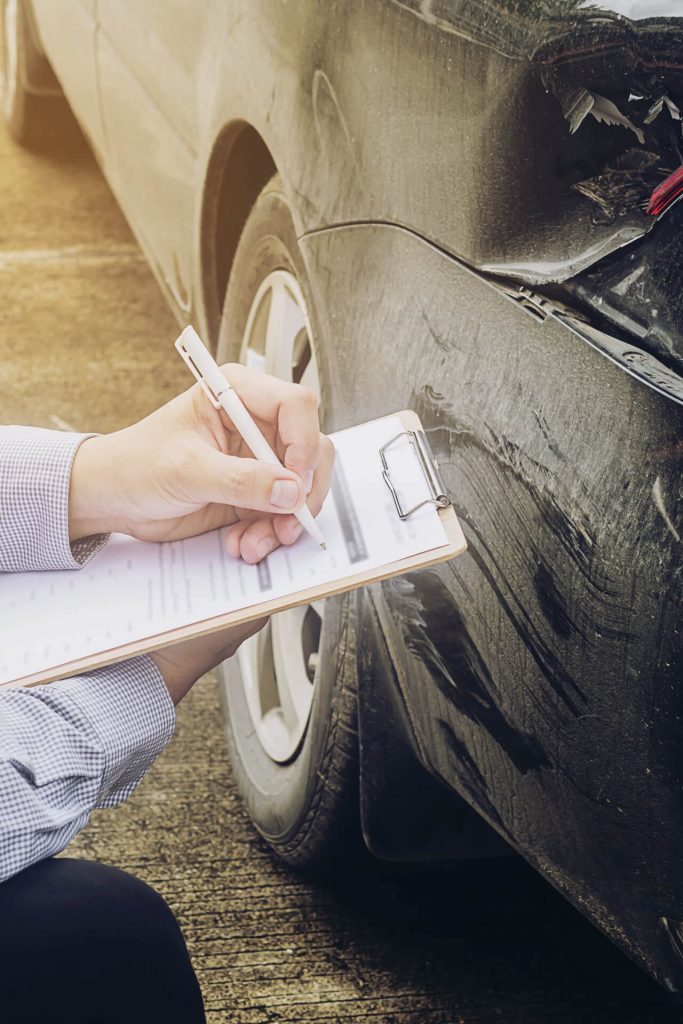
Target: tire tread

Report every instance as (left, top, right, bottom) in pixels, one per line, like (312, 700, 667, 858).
(217, 176, 364, 872)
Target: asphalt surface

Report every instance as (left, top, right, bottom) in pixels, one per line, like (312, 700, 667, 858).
(2, 121, 683, 1024)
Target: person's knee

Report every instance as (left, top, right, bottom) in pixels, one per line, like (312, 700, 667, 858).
(63, 859, 183, 950)
(0, 859, 205, 1024)
(3, 858, 182, 959)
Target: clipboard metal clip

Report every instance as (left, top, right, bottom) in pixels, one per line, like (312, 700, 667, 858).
(380, 430, 452, 520)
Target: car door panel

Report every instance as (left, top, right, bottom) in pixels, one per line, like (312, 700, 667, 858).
(97, 1, 201, 151)
(95, 1, 200, 314)
(29, 0, 104, 157)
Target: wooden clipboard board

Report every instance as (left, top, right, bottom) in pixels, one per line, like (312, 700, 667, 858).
(8, 410, 466, 689)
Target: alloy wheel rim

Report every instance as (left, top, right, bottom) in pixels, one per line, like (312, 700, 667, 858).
(224, 269, 323, 764)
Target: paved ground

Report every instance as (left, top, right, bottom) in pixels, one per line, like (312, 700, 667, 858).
(2, 121, 683, 1024)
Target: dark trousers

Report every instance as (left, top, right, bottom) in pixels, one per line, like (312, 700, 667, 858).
(0, 858, 206, 1024)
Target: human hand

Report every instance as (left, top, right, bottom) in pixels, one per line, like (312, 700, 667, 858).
(151, 617, 268, 704)
(68, 363, 335, 563)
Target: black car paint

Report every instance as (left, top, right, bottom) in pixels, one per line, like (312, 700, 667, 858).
(356, 584, 513, 863)
(299, 216, 681, 988)
(237, 0, 682, 988)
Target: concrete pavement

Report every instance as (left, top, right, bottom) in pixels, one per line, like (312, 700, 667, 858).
(1, 121, 681, 1024)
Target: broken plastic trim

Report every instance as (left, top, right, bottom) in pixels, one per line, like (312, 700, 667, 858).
(494, 282, 683, 406)
(495, 283, 584, 325)
(556, 314, 683, 406)
(478, 212, 652, 285)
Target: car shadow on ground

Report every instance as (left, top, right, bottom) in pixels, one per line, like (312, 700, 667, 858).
(308, 853, 683, 1024)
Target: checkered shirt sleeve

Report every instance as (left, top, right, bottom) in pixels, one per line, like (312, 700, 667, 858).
(0, 663, 175, 883)
(0, 427, 175, 883)
(0, 426, 109, 571)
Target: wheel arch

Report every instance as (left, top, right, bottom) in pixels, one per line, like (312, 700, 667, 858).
(199, 120, 277, 346)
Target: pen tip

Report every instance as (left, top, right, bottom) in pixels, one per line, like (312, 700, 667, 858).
(320, 541, 327, 550)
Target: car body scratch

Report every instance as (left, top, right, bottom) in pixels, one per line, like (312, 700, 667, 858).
(652, 475, 681, 543)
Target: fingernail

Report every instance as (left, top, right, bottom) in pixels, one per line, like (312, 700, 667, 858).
(257, 538, 276, 560)
(271, 479, 299, 509)
(290, 523, 303, 542)
(304, 470, 314, 494)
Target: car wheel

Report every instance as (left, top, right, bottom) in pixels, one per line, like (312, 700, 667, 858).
(0, 0, 73, 149)
(215, 175, 362, 869)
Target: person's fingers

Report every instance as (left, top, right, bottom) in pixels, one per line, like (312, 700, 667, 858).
(217, 363, 322, 477)
(225, 435, 335, 562)
(225, 518, 251, 558)
(226, 515, 286, 561)
(228, 512, 308, 563)
(279, 393, 322, 478)
(273, 513, 304, 547)
(259, 434, 335, 544)
(130, 502, 238, 543)
(177, 444, 306, 514)
(152, 615, 269, 703)
(305, 435, 335, 516)
(234, 517, 282, 564)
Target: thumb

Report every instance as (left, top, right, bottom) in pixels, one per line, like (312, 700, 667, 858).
(183, 446, 305, 514)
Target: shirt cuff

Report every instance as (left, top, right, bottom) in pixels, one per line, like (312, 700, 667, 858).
(0, 426, 109, 573)
(46, 655, 175, 806)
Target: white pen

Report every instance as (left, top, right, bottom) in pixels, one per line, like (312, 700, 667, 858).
(175, 325, 327, 550)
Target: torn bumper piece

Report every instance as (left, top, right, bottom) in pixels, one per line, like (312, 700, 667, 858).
(550, 76, 683, 225)
(572, 148, 662, 224)
(500, 8, 683, 279)
(560, 198, 683, 382)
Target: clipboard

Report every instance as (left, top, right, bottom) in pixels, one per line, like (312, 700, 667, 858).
(2, 410, 466, 689)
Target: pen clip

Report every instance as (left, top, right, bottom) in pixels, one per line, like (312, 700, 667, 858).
(175, 337, 222, 408)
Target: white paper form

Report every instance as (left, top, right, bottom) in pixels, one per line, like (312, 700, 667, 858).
(0, 416, 449, 686)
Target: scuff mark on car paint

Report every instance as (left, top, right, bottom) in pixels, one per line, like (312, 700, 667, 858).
(477, 222, 652, 285)
(409, 383, 641, 717)
(455, 542, 588, 717)
(652, 475, 682, 542)
(421, 310, 452, 353)
(415, 392, 597, 640)
(531, 408, 558, 452)
(436, 718, 511, 835)
(312, 68, 363, 215)
(385, 572, 552, 775)
(534, 562, 581, 640)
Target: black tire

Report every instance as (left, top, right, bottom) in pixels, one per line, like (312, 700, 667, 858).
(216, 175, 363, 870)
(0, 0, 77, 150)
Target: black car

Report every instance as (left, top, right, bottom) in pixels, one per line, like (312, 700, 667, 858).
(2, 0, 681, 995)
